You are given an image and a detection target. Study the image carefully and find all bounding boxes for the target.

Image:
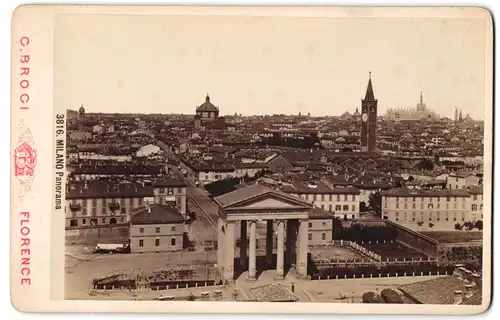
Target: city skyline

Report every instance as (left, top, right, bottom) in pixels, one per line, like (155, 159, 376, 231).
(55, 14, 486, 120)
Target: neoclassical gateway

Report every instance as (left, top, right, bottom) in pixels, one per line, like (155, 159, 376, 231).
(214, 184, 313, 283)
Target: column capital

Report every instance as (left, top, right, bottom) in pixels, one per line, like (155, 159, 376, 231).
(276, 219, 286, 225)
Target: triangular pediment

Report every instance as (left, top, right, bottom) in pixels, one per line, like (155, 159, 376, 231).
(226, 191, 311, 210)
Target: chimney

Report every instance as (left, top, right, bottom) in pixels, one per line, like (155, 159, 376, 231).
(453, 290, 463, 305)
(453, 265, 465, 279)
(464, 284, 474, 299)
(472, 273, 482, 290)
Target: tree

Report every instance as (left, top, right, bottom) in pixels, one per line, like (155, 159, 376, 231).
(454, 223, 463, 231)
(463, 221, 475, 233)
(417, 221, 424, 231)
(428, 222, 435, 231)
(474, 220, 483, 231)
(368, 192, 382, 217)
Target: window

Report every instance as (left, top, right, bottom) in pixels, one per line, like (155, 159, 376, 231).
(329, 195, 332, 201)
(139, 228, 144, 233)
(308, 233, 312, 241)
(396, 197, 399, 202)
(404, 203, 407, 209)
(160, 188, 165, 194)
(139, 239, 144, 247)
(70, 219, 78, 227)
(335, 205, 341, 211)
(321, 204, 325, 210)
(155, 239, 160, 246)
(446, 197, 450, 202)
(404, 197, 408, 202)
(172, 226, 177, 232)
(309, 222, 312, 228)
(420, 203, 424, 209)
(322, 233, 326, 240)
(313, 194, 318, 201)
(412, 197, 416, 202)
(473, 194, 477, 201)
(384, 202, 387, 208)
(472, 204, 477, 211)
(480, 204, 483, 211)
(156, 227, 160, 233)
(102, 218, 106, 223)
(437, 203, 441, 209)
(171, 238, 176, 246)
(404, 212, 407, 221)
(322, 222, 326, 227)
(337, 195, 340, 201)
(412, 203, 416, 209)
(82, 208, 88, 216)
(344, 195, 348, 201)
(120, 217, 125, 223)
(352, 195, 355, 201)
(352, 215, 355, 219)
(352, 205, 355, 212)
(321, 194, 325, 201)
(92, 207, 97, 216)
(428, 203, 434, 209)
(101, 207, 106, 215)
(168, 188, 174, 195)
(396, 212, 399, 217)
(139, 198, 143, 205)
(396, 203, 399, 209)
(329, 204, 332, 212)
(82, 218, 86, 225)
(121, 207, 126, 214)
(343, 205, 349, 211)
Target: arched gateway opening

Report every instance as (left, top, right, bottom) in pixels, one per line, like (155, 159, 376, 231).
(214, 184, 312, 283)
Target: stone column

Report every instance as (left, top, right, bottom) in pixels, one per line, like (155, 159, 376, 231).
(266, 220, 273, 266)
(217, 217, 224, 277)
(240, 220, 247, 268)
(296, 219, 309, 279)
(286, 220, 298, 267)
(276, 220, 285, 279)
(248, 221, 257, 281)
(224, 221, 236, 283)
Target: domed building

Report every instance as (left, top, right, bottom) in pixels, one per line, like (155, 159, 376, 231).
(195, 94, 219, 121)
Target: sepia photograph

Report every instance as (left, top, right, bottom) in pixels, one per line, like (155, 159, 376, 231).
(56, 10, 490, 306)
(9, 5, 492, 313)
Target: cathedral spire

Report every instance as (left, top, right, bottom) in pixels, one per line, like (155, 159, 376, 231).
(420, 91, 423, 104)
(364, 72, 375, 101)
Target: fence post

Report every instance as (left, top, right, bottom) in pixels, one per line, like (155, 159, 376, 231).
(361, 274, 364, 279)
(445, 270, 448, 276)
(370, 273, 372, 278)
(336, 275, 338, 280)
(387, 273, 390, 278)
(344, 274, 347, 279)
(420, 272, 423, 276)
(327, 275, 330, 280)
(319, 276, 321, 280)
(112, 286, 115, 291)
(104, 285, 106, 291)
(429, 271, 431, 276)
(341, 240, 343, 246)
(404, 272, 406, 277)
(437, 271, 440, 276)
(176, 284, 179, 289)
(195, 283, 198, 288)
(353, 274, 356, 279)
(379, 273, 381, 278)
(395, 273, 398, 277)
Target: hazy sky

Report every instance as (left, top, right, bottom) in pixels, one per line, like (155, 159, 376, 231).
(54, 13, 487, 119)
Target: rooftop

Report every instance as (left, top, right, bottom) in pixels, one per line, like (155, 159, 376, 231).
(381, 187, 471, 198)
(131, 204, 185, 225)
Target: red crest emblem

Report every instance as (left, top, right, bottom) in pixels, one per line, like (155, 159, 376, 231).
(14, 120, 37, 199)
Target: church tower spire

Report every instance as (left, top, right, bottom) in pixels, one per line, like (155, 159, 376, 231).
(364, 71, 375, 101)
(420, 91, 423, 104)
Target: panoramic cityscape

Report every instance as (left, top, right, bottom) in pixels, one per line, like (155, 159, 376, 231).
(64, 74, 484, 304)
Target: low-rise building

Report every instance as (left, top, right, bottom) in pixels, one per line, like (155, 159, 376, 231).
(129, 204, 186, 253)
(381, 188, 479, 231)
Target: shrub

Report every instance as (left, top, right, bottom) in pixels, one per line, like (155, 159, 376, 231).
(362, 291, 385, 303)
(380, 288, 403, 304)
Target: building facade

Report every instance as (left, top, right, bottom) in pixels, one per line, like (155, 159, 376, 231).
(129, 204, 186, 253)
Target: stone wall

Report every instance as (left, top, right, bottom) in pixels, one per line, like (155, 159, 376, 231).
(65, 225, 129, 245)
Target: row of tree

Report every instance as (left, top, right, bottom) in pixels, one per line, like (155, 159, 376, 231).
(333, 221, 398, 242)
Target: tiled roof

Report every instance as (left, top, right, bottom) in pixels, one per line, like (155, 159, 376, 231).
(398, 276, 481, 305)
(153, 178, 186, 188)
(309, 207, 335, 219)
(131, 204, 185, 225)
(381, 188, 471, 198)
(249, 283, 299, 302)
(66, 181, 154, 199)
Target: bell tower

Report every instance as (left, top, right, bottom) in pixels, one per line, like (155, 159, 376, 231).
(360, 72, 378, 152)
